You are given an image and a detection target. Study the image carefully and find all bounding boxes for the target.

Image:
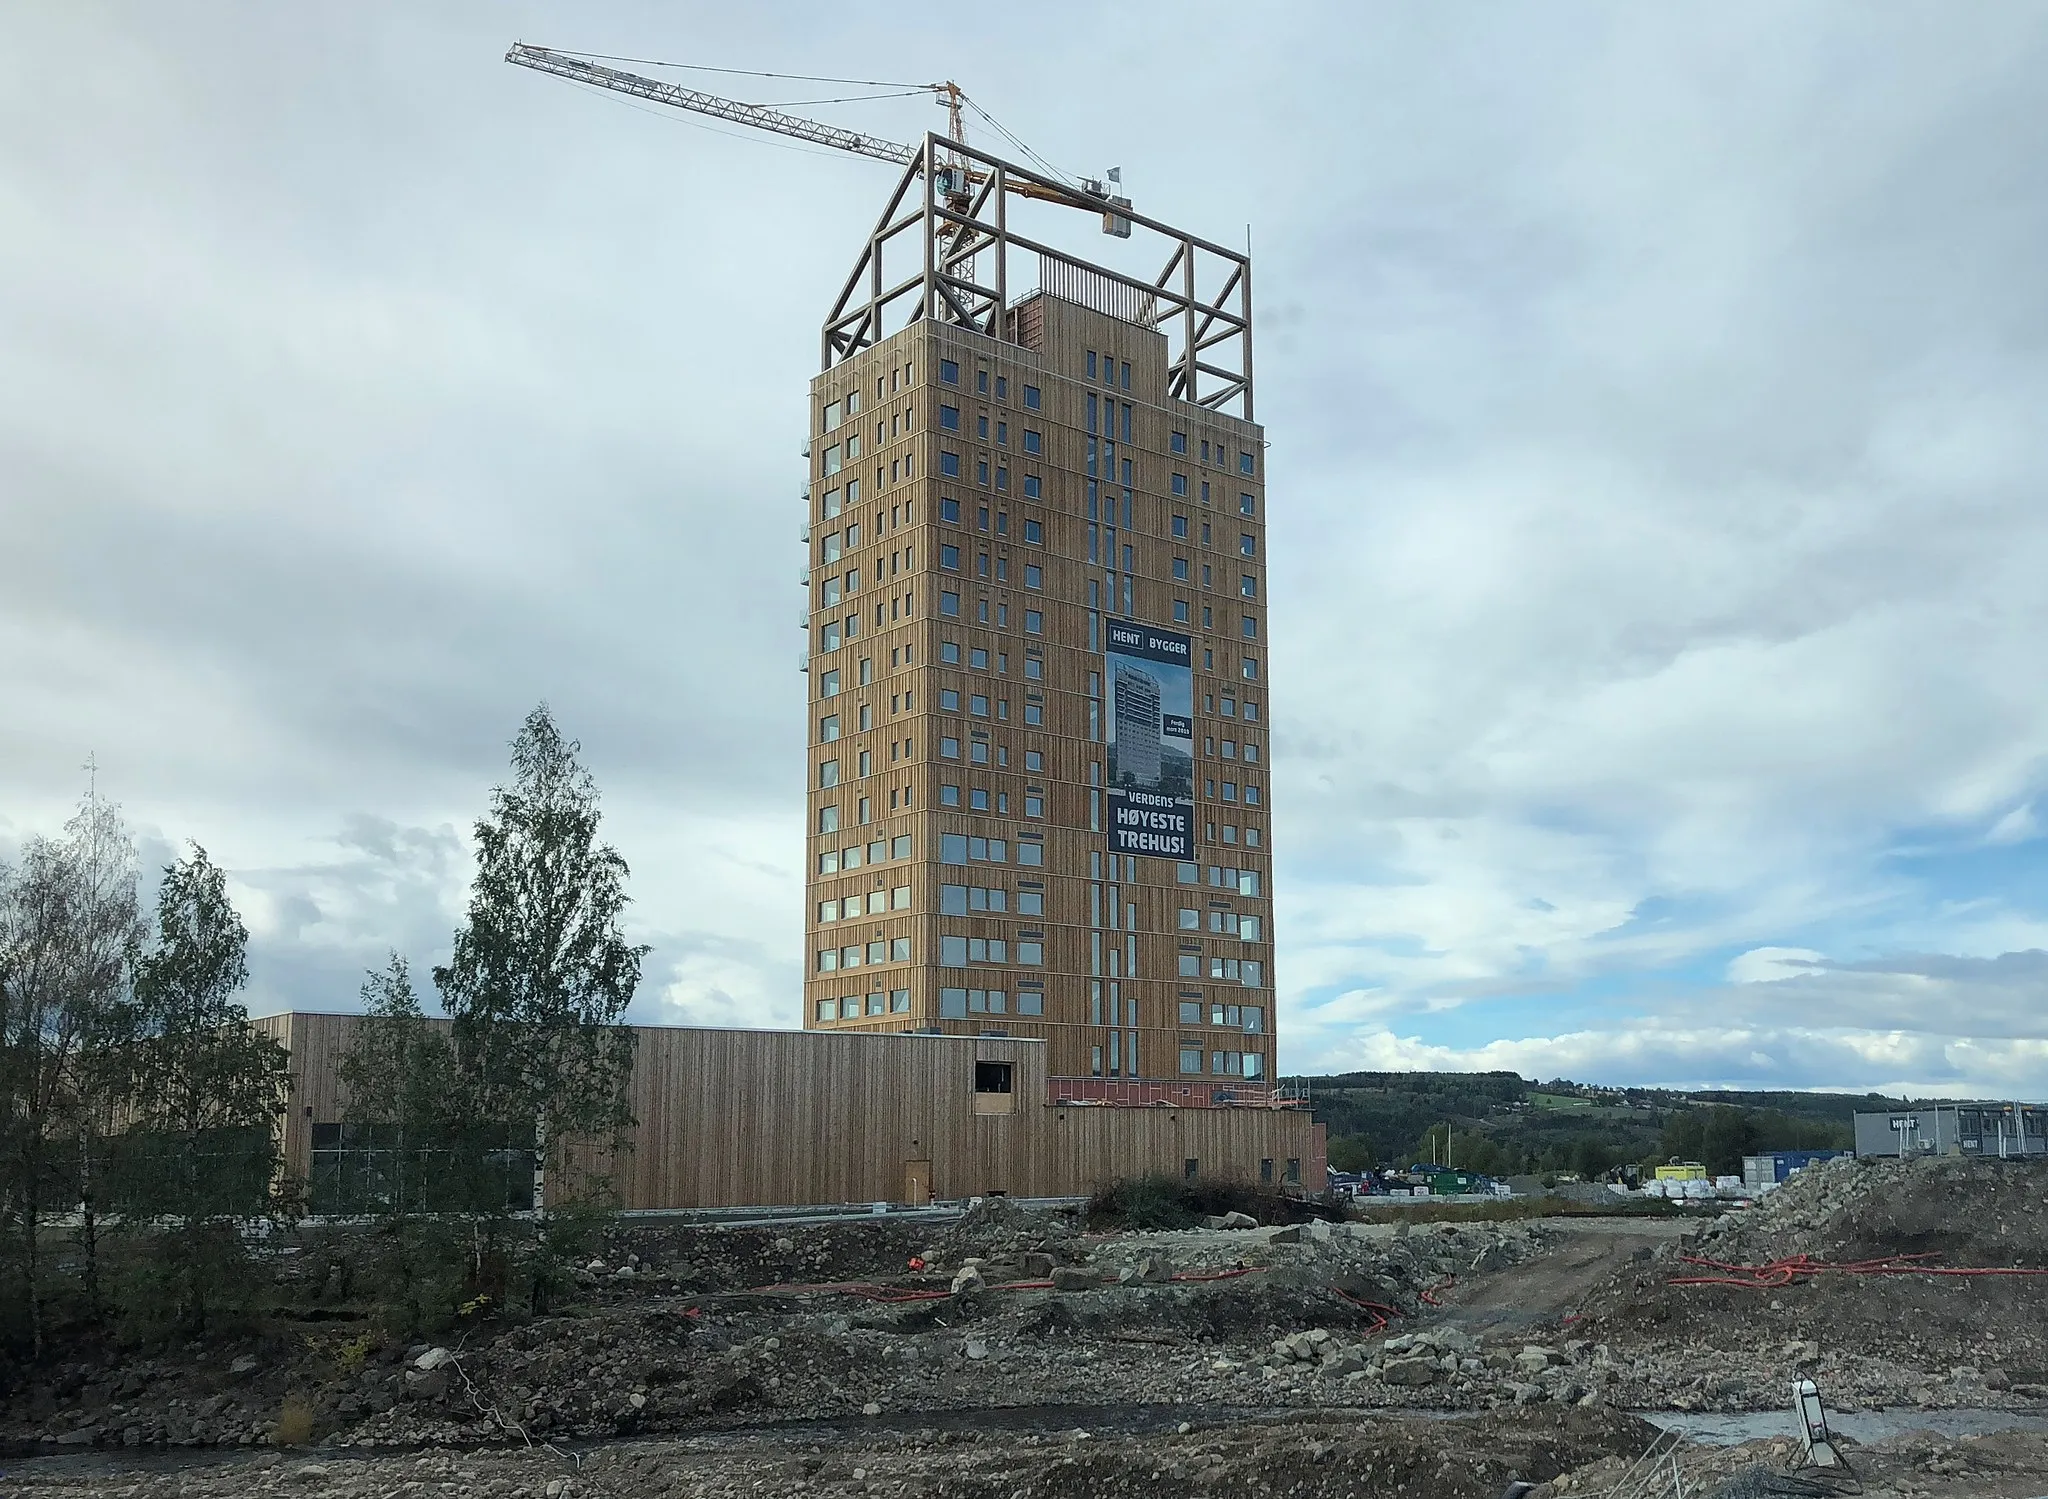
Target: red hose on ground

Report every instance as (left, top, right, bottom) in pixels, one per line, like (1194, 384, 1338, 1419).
(1670, 1251, 2048, 1290)
(1331, 1286, 1402, 1333)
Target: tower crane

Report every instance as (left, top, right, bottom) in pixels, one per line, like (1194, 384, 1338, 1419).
(504, 44, 1131, 235)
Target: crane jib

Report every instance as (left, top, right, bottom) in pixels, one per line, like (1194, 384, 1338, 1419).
(506, 44, 919, 166)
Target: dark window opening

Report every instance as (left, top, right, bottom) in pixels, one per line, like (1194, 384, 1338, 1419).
(1183, 1157, 1200, 1181)
(974, 1061, 1014, 1094)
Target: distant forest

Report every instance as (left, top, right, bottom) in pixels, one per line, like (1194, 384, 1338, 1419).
(1286, 1070, 1962, 1179)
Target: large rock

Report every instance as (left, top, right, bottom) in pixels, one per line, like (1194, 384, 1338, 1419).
(1323, 1347, 1369, 1378)
(1209, 1211, 1259, 1230)
(1049, 1266, 1098, 1292)
(950, 1265, 986, 1296)
(1381, 1356, 1442, 1387)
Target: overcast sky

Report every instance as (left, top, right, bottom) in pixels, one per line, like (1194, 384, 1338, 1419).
(5, 3, 2047, 1096)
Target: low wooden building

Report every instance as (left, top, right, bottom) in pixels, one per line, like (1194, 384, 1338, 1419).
(256, 1013, 1325, 1210)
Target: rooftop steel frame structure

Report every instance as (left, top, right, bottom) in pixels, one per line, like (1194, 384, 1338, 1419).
(824, 134, 1255, 420)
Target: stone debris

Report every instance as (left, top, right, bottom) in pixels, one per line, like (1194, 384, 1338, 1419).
(4, 1157, 2042, 1467)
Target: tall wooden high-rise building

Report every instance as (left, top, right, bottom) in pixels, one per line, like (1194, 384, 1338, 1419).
(800, 138, 1272, 1097)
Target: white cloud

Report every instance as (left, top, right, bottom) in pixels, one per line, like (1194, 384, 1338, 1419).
(1726, 947, 1825, 985)
(6, 4, 2048, 1095)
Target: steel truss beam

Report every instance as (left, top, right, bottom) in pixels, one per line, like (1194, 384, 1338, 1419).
(821, 136, 1253, 420)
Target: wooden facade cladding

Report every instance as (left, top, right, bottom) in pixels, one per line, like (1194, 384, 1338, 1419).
(801, 294, 1274, 1088)
(257, 1013, 1320, 1209)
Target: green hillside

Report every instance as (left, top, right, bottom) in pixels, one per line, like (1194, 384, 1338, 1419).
(1288, 1071, 1956, 1179)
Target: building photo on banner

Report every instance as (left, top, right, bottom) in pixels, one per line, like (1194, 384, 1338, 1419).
(1106, 620, 1194, 859)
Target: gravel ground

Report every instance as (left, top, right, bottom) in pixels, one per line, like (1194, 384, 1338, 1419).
(3, 1161, 2045, 1495)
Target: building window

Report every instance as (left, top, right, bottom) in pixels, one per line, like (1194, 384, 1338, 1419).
(940, 496, 960, 522)
(1242, 616, 1258, 640)
(1241, 493, 1256, 517)
(1018, 941, 1043, 965)
(1024, 610, 1043, 634)
(940, 452, 961, 476)
(940, 359, 959, 384)
(1172, 558, 1189, 581)
(1179, 1047, 1203, 1074)
(1171, 473, 1189, 496)
(1241, 533, 1257, 557)
(940, 592, 960, 616)
(939, 404, 960, 431)
(1242, 656, 1259, 680)
(818, 759, 840, 788)
(940, 784, 961, 807)
(940, 545, 960, 570)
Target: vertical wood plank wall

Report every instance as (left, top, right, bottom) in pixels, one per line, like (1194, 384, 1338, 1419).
(263, 1013, 1320, 1208)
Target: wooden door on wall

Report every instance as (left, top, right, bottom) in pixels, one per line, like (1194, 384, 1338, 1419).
(904, 1159, 932, 1205)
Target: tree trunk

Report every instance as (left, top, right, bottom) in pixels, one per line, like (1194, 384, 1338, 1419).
(531, 1114, 548, 1224)
(23, 1136, 43, 1360)
(76, 1123, 100, 1325)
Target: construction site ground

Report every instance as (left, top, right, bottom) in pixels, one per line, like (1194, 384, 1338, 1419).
(1, 1154, 2044, 1497)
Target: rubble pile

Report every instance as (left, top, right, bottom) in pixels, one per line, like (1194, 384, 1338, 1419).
(1547, 1424, 2048, 1499)
(0, 1215, 1558, 1452)
(0, 1405, 1663, 1499)
(1693, 1153, 2048, 1270)
(1575, 1155, 2048, 1404)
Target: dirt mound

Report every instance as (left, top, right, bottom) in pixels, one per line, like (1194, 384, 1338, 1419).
(1571, 1156, 2048, 1401)
(1695, 1154, 2048, 1269)
(934, 1196, 1075, 1259)
(0, 1405, 1667, 1499)
(603, 1215, 934, 1292)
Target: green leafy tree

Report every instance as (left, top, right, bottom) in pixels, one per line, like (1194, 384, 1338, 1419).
(113, 843, 294, 1335)
(1325, 1134, 1377, 1173)
(334, 955, 492, 1334)
(434, 706, 646, 1230)
(0, 793, 143, 1353)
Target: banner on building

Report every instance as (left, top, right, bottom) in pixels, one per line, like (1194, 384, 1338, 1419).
(1105, 621, 1194, 858)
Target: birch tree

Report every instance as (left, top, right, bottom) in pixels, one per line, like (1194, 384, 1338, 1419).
(434, 706, 644, 1225)
(0, 794, 141, 1353)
